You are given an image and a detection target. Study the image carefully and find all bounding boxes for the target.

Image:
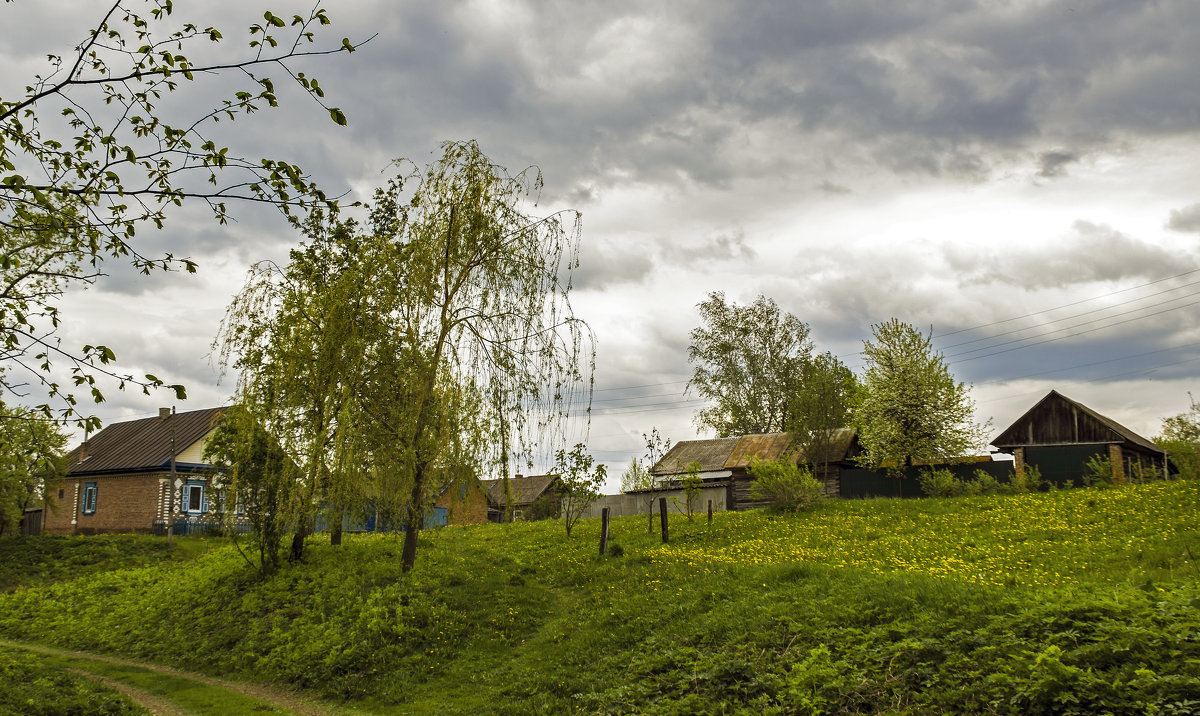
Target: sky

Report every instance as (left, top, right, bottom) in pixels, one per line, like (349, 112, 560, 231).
(3, 0, 1199, 492)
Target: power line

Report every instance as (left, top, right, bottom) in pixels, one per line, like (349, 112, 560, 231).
(937, 279, 1200, 353)
(933, 267, 1200, 340)
(948, 296, 1200, 364)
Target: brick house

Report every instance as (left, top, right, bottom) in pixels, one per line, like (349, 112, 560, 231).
(431, 477, 490, 526)
(43, 407, 225, 535)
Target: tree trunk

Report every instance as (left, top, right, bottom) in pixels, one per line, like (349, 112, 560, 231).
(401, 463, 426, 572)
(290, 527, 306, 561)
(330, 508, 343, 546)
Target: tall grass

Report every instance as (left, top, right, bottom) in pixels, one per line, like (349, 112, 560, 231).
(2, 481, 1198, 714)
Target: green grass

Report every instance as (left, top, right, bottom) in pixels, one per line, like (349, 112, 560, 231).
(0, 644, 148, 715)
(2, 481, 1199, 714)
(0, 533, 219, 592)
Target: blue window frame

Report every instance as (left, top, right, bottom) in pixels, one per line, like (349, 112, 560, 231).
(82, 482, 97, 515)
(180, 480, 208, 514)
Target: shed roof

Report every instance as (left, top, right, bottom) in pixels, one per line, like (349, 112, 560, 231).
(791, 427, 860, 465)
(652, 429, 861, 475)
(65, 407, 226, 476)
(993, 390, 1162, 454)
(651, 437, 741, 475)
(480, 474, 560, 506)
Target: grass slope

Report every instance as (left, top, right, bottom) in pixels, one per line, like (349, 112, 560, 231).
(2, 481, 1199, 714)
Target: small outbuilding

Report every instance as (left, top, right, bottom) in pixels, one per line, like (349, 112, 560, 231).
(992, 390, 1171, 485)
(649, 429, 862, 510)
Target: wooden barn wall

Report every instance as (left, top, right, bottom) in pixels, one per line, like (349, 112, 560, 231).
(1013, 400, 1117, 445)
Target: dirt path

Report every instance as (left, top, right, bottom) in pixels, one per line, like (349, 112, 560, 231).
(65, 667, 188, 716)
(1, 639, 367, 716)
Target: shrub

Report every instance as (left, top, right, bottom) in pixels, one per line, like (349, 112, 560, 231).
(1083, 455, 1115, 486)
(918, 468, 963, 497)
(748, 457, 823, 512)
(1009, 464, 1045, 493)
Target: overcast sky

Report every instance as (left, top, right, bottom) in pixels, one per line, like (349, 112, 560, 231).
(4, 0, 1199, 491)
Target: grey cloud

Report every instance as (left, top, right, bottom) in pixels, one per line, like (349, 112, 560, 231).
(658, 231, 756, 266)
(817, 180, 851, 195)
(946, 221, 1190, 290)
(1166, 203, 1200, 233)
(569, 246, 653, 291)
(1036, 150, 1079, 179)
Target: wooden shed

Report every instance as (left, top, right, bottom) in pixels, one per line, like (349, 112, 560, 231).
(650, 430, 861, 510)
(992, 390, 1171, 485)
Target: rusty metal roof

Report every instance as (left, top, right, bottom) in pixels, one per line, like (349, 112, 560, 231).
(652, 429, 861, 475)
(791, 427, 860, 465)
(65, 407, 226, 476)
(724, 432, 794, 469)
(651, 437, 741, 475)
(480, 474, 560, 506)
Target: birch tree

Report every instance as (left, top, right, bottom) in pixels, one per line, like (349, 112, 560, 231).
(215, 141, 594, 571)
(1, 2, 363, 423)
(365, 141, 594, 571)
(688, 293, 812, 436)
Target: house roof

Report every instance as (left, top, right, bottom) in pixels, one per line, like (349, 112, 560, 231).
(651, 436, 742, 475)
(480, 474, 560, 506)
(652, 429, 861, 475)
(791, 427, 860, 465)
(993, 390, 1162, 454)
(65, 407, 226, 476)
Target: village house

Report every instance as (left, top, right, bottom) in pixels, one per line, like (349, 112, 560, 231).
(992, 390, 1173, 484)
(43, 407, 225, 535)
(480, 474, 563, 522)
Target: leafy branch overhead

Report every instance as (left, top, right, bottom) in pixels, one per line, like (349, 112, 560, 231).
(0, 1, 368, 425)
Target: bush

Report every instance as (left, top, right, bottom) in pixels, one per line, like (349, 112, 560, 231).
(748, 457, 823, 512)
(1083, 455, 1115, 486)
(919, 468, 1038, 498)
(1009, 464, 1045, 493)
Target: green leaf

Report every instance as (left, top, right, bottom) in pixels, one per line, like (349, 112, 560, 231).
(329, 107, 347, 126)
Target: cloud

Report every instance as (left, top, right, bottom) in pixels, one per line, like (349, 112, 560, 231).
(945, 221, 1191, 291)
(1036, 150, 1079, 179)
(569, 245, 653, 291)
(658, 230, 756, 266)
(1166, 203, 1200, 233)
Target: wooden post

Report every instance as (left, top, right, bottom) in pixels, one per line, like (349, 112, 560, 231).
(707, 499, 713, 524)
(659, 497, 669, 543)
(599, 507, 610, 556)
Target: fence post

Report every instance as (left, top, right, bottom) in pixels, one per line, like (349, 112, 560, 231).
(707, 499, 713, 525)
(599, 507, 610, 556)
(659, 497, 669, 543)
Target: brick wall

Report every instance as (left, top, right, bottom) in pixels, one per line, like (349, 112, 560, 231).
(42, 472, 167, 534)
(435, 482, 489, 525)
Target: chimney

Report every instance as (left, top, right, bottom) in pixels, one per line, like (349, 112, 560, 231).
(79, 439, 89, 463)
(514, 473, 523, 480)
(159, 407, 171, 421)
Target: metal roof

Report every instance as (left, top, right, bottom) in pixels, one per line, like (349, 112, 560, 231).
(480, 474, 560, 506)
(65, 407, 226, 476)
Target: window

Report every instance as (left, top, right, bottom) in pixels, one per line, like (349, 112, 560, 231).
(82, 482, 97, 515)
(180, 480, 207, 514)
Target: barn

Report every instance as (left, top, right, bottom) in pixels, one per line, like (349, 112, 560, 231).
(992, 390, 1172, 485)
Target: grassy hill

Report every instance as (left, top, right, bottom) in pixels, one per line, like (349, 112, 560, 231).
(2, 481, 1199, 714)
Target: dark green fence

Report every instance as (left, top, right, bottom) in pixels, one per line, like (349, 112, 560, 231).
(840, 461, 1013, 498)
